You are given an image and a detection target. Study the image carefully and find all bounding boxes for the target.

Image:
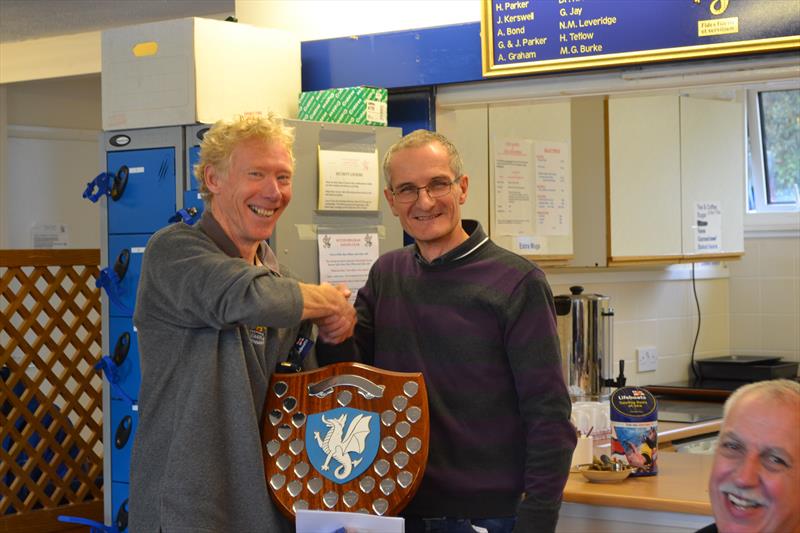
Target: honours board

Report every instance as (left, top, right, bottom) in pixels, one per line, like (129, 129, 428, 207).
(481, 0, 800, 77)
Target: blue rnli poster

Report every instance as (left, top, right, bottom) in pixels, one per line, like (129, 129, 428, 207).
(306, 407, 380, 484)
(481, 0, 800, 76)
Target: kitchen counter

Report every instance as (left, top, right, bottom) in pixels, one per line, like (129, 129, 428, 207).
(564, 452, 712, 515)
(558, 423, 719, 531)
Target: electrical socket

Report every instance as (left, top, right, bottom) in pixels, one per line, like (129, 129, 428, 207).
(637, 346, 658, 372)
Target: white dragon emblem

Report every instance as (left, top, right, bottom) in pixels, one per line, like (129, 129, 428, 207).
(313, 412, 373, 479)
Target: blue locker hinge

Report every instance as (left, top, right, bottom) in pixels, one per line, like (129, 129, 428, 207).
(168, 206, 200, 225)
(83, 167, 129, 203)
(96, 249, 132, 315)
(95, 331, 137, 407)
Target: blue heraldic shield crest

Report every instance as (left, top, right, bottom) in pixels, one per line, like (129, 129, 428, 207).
(306, 407, 380, 484)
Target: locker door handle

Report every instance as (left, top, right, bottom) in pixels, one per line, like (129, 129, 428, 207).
(113, 249, 130, 281)
(96, 248, 132, 315)
(112, 332, 131, 367)
(110, 166, 129, 201)
(115, 415, 132, 449)
(116, 498, 129, 531)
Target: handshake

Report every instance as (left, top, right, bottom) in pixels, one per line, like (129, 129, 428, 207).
(299, 282, 356, 345)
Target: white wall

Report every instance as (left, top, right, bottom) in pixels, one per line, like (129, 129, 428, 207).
(0, 2, 480, 84)
(235, 0, 480, 41)
(549, 275, 731, 386)
(6, 132, 100, 248)
(729, 236, 800, 363)
(2, 76, 102, 249)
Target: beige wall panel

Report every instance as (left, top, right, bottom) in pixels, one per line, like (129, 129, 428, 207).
(608, 94, 682, 258)
(436, 105, 490, 229)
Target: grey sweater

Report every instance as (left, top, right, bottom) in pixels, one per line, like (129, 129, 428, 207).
(130, 212, 311, 532)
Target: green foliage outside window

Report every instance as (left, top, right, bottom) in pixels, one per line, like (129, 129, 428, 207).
(759, 89, 800, 204)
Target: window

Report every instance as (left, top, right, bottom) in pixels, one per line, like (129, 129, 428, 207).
(747, 85, 800, 213)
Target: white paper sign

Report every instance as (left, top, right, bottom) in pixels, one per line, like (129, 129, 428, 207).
(695, 201, 722, 252)
(494, 139, 535, 236)
(515, 235, 547, 254)
(318, 232, 380, 304)
(31, 224, 69, 249)
(318, 149, 380, 211)
(296, 509, 404, 533)
(535, 141, 571, 236)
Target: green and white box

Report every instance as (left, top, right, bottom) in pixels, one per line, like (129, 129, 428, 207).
(299, 86, 388, 127)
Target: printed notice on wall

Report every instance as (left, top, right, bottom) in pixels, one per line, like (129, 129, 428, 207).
(318, 232, 380, 304)
(31, 224, 69, 249)
(695, 201, 722, 252)
(318, 149, 380, 211)
(494, 139, 535, 236)
(535, 141, 571, 236)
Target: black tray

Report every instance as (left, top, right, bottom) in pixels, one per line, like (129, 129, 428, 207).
(698, 358, 798, 381)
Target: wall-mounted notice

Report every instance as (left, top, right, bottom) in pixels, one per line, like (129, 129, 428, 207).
(695, 201, 722, 252)
(535, 141, 570, 236)
(494, 139, 535, 236)
(494, 138, 571, 242)
(481, 0, 799, 77)
(317, 149, 379, 211)
(31, 224, 69, 249)
(317, 232, 380, 304)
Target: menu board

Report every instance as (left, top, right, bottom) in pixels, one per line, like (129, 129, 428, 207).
(481, 0, 800, 77)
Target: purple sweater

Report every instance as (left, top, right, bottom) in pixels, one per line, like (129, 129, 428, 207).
(320, 221, 575, 531)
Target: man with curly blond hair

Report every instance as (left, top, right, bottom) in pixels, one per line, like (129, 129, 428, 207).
(130, 113, 355, 532)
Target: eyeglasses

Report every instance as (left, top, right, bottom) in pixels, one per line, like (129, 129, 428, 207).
(391, 178, 460, 204)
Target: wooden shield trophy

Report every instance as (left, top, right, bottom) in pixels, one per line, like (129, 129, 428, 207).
(262, 362, 429, 517)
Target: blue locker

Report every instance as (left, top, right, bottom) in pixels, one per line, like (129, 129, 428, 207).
(106, 148, 177, 234)
(107, 234, 150, 317)
(110, 399, 138, 483)
(108, 317, 140, 403)
(102, 127, 183, 527)
(110, 481, 130, 532)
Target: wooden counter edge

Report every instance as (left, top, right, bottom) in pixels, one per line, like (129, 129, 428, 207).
(563, 477, 713, 516)
(658, 419, 721, 444)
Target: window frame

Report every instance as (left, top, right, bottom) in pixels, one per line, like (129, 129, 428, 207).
(746, 81, 800, 214)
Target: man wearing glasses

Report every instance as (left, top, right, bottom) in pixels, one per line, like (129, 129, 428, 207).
(319, 130, 575, 533)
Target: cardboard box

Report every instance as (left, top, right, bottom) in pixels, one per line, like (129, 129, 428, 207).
(298, 86, 388, 127)
(102, 18, 300, 131)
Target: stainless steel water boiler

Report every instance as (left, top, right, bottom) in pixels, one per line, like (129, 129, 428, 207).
(554, 286, 626, 402)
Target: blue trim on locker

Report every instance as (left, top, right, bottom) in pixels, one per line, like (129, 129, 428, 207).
(301, 23, 483, 91)
(107, 234, 150, 318)
(106, 148, 177, 234)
